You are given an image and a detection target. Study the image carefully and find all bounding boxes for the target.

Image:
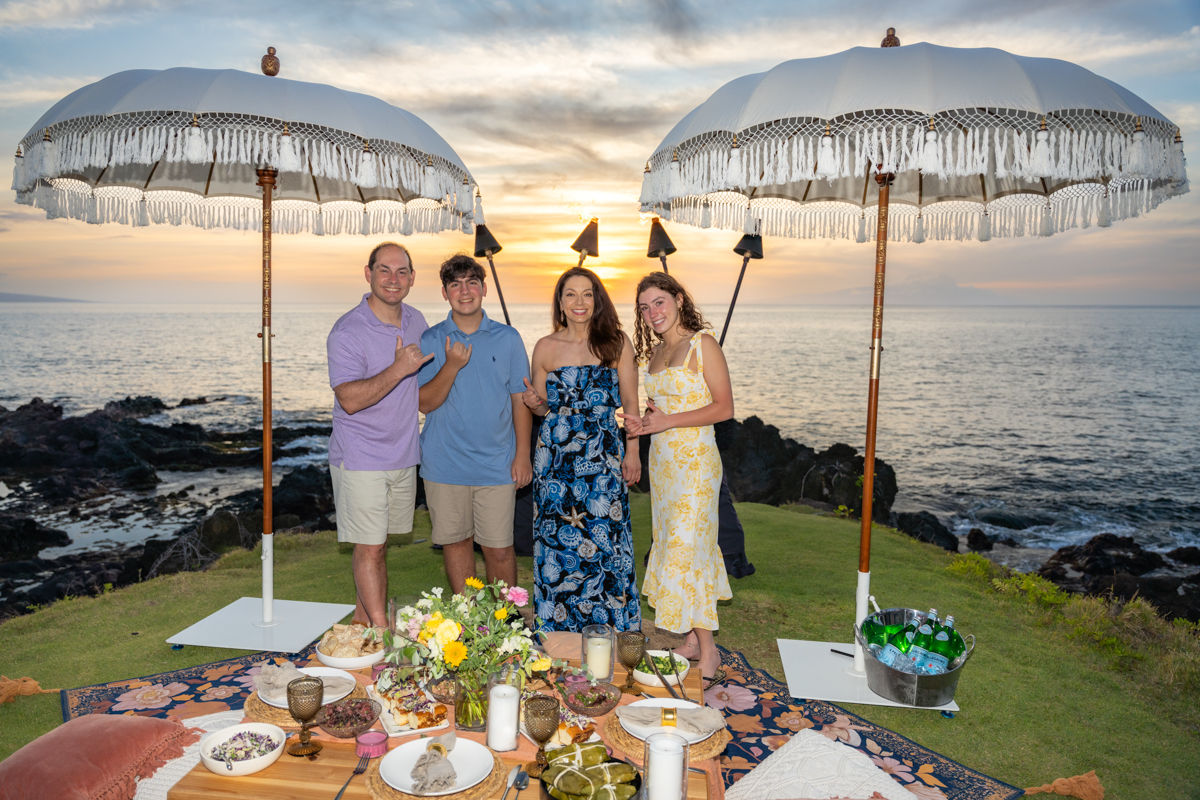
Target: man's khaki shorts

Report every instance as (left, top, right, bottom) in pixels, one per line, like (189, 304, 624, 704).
(330, 462, 417, 545)
(424, 480, 515, 548)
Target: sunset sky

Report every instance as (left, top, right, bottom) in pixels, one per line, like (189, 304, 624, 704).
(1, 0, 1197, 309)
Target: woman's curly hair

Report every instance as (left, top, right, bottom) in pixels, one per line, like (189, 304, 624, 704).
(633, 271, 711, 364)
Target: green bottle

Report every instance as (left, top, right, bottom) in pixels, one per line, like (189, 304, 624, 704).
(906, 610, 941, 673)
(933, 616, 967, 668)
(878, 609, 935, 669)
(860, 615, 897, 648)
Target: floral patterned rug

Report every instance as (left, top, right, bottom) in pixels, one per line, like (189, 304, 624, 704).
(704, 648, 1023, 800)
(61, 644, 1020, 800)
(60, 644, 317, 722)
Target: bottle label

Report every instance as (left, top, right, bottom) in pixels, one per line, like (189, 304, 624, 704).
(878, 644, 904, 667)
(913, 649, 949, 673)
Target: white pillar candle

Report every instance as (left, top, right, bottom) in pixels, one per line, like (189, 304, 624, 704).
(486, 684, 520, 751)
(646, 734, 686, 800)
(586, 636, 612, 681)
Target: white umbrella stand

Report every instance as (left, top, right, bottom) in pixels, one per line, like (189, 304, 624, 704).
(13, 49, 483, 652)
(639, 29, 1188, 707)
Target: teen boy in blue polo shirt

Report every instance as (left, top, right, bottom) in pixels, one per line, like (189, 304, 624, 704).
(417, 254, 532, 594)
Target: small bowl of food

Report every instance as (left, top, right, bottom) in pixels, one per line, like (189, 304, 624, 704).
(314, 697, 383, 739)
(314, 623, 387, 670)
(199, 723, 285, 777)
(632, 651, 690, 688)
(560, 682, 620, 717)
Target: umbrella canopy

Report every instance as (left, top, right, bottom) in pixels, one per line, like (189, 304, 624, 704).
(640, 42, 1188, 242)
(12, 67, 480, 235)
(638, 35, 1189, 681)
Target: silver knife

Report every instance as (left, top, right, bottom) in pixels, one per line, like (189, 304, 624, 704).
(499, 766, 520, 800)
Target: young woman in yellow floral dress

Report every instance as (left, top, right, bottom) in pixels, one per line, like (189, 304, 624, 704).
(621, 272, 734, 685)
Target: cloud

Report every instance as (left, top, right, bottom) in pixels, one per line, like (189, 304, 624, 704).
(0, 72, 101, 109)
(0, 0, 167, 30)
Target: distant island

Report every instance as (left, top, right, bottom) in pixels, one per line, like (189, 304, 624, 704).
(0, 292, 89, 303)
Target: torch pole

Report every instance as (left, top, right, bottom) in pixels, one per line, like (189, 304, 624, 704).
(484, 253, 511, 326)
(854, 171, 892, 673)
(659, 255, 669, 274)
(718, 254, 751, 347)
(256, 168, 278, 626)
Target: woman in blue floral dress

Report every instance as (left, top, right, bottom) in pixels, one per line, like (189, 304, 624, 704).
(520, 267, 643, 633)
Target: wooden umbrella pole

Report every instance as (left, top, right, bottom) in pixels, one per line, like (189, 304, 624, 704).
(484, 254, 511, 325)
(256, 168, 277, 625)
(719, 254, 751, 347)
(854, 171, 892, 672)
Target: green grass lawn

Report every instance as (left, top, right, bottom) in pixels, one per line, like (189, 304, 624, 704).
(2, 495, 1197, 798)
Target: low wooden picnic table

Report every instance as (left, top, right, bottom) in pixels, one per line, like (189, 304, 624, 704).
(168, 659, 714, 800)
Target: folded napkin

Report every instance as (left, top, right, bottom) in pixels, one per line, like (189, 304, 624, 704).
(411, 731, 458, 795)
(724, 729, 911, 800)
(615, 705, 725, 736)
(253, 662, 357, 705)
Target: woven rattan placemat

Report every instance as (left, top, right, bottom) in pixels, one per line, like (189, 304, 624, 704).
(244, 683, 369, 729)
(603, 714, 732, 763)
(365, 752, 506, 800)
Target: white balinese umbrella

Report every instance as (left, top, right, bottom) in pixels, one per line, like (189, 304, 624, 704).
(11, 49, 487, 651)
(639, 30, 1188, 681)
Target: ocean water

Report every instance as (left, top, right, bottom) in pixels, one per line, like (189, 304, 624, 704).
(2, 301, 1198, 558)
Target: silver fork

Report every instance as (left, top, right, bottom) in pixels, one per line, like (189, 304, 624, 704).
(333, 755, 370, 800)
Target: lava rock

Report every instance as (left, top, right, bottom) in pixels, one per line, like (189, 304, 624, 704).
(198, 510, 246, 551)
(177, 396, 225, 407)
(892, 511, 959, 552)
(102, 396, 169, 421)
(0, 515, 71, 562)
(1086, 571, 1200, 623)
(967, 528, 993, 551)
(1167, 546, 1200, 566)
(700, 417, 897, 523)
(1039, 534, 1167, 590)
(974, 509, 1054, 530)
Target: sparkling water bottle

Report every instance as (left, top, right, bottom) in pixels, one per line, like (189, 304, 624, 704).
(878, 609, 936, 670)
(905, 610, 942, 674)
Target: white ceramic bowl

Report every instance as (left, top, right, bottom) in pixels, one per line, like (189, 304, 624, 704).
(314, 646, 386, 670)
(199, 723, 285, 777)
(632, 650, 690, 688)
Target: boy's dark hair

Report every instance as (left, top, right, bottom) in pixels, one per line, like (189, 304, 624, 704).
(439, 253, 487, 287)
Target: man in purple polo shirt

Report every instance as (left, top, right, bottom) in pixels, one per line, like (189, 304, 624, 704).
(327, 242, 432, 630)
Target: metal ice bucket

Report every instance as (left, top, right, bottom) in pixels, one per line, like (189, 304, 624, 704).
(853, 608, 975, 708)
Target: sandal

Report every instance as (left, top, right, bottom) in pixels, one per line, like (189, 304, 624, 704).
(702, 669, 727, 691)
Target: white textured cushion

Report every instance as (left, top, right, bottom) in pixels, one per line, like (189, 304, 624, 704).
(725, 729, 911, 800)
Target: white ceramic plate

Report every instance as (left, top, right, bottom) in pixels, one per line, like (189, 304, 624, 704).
(378, 737, 493, 796)
(617, 697, 713, 745)
(314, 646, 386, 670)
(366, 685, 450, 738)
(632, 650, 691, 688)
(198, 723, 285, 777)
(257, 666, 356, 709)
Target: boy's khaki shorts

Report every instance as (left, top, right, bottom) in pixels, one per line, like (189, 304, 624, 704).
(424, 480, 515, 547)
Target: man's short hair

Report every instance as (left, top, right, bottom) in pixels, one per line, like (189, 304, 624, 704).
(367, 241, 413, 271)
(439, 253, 486, 287)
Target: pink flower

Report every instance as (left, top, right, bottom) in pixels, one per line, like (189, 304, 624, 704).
(111, 681, 189, 711)
(200, 685, 239, 701)
(905, 783, 948, 800)
(817, 714, 871, 747)
(232, 665, 263, 691)
(870, 756, 915, 783)
(505, 586, 529, 607)
(705, 683, 755, 711)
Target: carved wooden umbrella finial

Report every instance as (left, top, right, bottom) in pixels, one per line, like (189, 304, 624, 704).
(881, 28, 900, 47)
(261, 47, 280, 76)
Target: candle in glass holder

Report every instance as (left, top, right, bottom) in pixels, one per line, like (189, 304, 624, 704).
(486, 683, 520, 751)
(644, 732, 688, 800)
(581, 624, 614, 681)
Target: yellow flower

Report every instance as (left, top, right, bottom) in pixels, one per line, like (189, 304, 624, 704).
(465, 577, 484, 590)
(443, 640, 468, 668)
(529, 657, 552, 672)
(494, 607, 509, 620)
(434, 619, 462, 646)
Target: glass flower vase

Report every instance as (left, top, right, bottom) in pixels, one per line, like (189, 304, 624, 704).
(454, 671, 488, 731)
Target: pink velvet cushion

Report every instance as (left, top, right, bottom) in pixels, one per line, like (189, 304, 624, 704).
(0, 715, 201, 800)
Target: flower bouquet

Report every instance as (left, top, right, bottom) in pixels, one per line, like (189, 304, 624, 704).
(381, 579, 539, 730)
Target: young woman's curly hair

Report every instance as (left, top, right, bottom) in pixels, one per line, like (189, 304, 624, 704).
(633, 271, 711, 364)
(551, 267, 624, 368)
